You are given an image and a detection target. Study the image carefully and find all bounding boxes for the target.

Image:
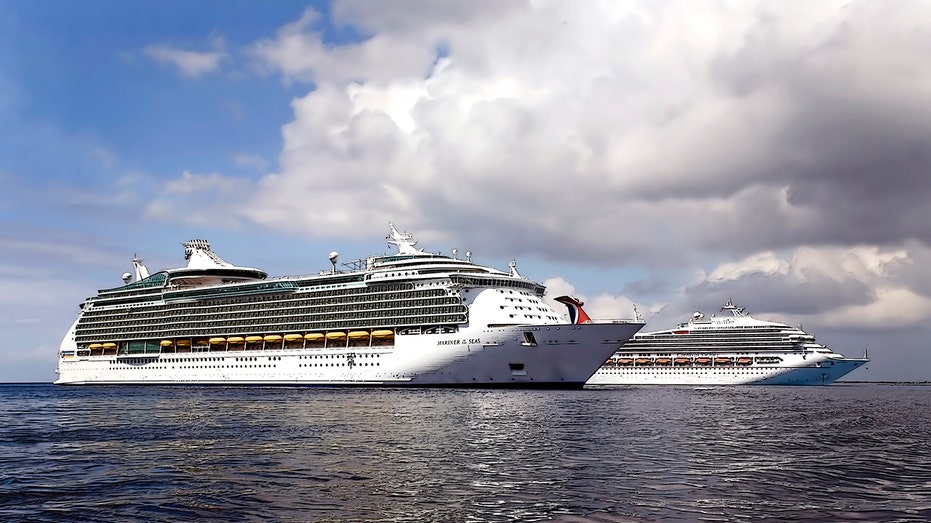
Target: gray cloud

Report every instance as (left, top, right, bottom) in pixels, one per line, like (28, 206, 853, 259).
(686, 272, 875, 317)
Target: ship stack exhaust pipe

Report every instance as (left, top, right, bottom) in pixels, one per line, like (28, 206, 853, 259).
(554, 296, 593, 325)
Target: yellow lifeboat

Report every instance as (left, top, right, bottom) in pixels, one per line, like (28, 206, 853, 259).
(674, 357, 691, 365)
(737, 357, 753, 365)
(348, 330, 370, 339)
(176, 339, 191, 346)
(695, 357, 712, 365)
(283, 334, 304, 341)
(326, 331, 347, 340)
(227, 337, 245, 344)
(715, 357, 734, 365)
(160, 340, 174, 347)
(209, 338, 227, 345)
(635, 358, 652, 365)
(102, 342, 117, 349)
(655, 358, 672, 365)
(372, 329, 394, 338)
(617, 358, 633, 365)
(245, 336, 263, 343)
(264, 335, 283, 343)
(304, 333, 325, 341)
(88, 343, 103, 349)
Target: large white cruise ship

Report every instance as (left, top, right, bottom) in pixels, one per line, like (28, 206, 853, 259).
(587, 299, 869, 386)
(56, 224, 644, 388)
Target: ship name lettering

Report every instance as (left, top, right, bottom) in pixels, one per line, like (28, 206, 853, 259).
(437, 338, 481, 346)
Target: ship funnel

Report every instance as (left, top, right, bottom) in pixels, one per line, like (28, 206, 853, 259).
(554, 296, 593, 324)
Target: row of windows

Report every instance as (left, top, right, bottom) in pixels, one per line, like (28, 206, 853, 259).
(108, 353, 381, 365)
(299, 363, 380, 367)
(107, 362, 381, 370)
(112, 364, 280, 369)
(168, 287, 444, 312)
(632, 336, 800, 343)
(110, 361, 385, 369)
(89, 282, 443, 311)
(598, 369, 784, 375)
(622, 346, 798, 353)
(81, 303, 465, 328)
(451, 275, 543, 294)
(298, 354, 382, 359)
(602, 362, 758, 368)
(76, 312, 466, 341)
(82, 292, 456, 324)
(689, 325, 802, 331)
(83, 340, 400, 355)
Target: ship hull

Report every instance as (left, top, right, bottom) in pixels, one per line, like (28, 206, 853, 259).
(56, 322, 643, 388)
(587, 352, 868, 386)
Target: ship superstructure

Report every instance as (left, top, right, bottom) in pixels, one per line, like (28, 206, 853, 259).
(56, 223, 644, 387)
(587, 299, 868, 386)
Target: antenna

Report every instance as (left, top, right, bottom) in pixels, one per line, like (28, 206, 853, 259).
(508, 260, 522, 279)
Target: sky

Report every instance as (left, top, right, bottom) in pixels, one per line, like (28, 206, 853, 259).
(1, 0, 929, 383)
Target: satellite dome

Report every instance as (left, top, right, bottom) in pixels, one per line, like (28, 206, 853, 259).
(122, 272, 133, 284)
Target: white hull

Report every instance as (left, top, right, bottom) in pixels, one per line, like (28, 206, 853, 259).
(587, 351, 868, 386)
(57, 323, 642, 388)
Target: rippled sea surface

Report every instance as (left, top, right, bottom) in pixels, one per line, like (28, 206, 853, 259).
(1, 384, 929, 522)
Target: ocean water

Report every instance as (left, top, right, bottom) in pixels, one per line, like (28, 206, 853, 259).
(0, 384, 928, 523)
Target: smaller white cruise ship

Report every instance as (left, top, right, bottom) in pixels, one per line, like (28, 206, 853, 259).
(587, 299, 869, 386)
